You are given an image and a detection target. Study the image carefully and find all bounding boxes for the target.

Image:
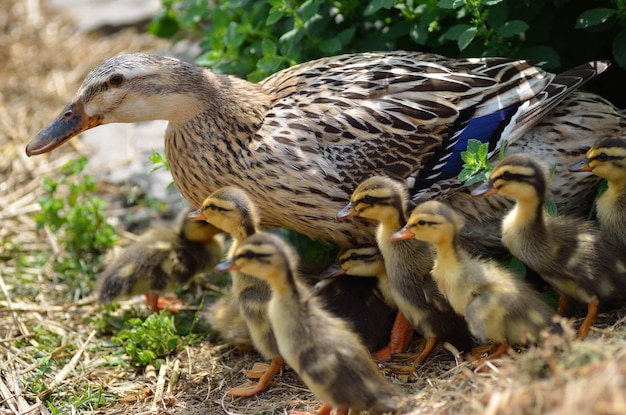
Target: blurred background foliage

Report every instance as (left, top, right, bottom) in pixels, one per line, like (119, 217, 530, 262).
(148, 0, 626, 107)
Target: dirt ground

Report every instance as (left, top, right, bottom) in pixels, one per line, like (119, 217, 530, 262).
(2, 1, 626, 415)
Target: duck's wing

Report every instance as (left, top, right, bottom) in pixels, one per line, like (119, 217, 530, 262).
(257, 51, 607, 198)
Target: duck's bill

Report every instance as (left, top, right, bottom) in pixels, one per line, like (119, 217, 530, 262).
(336, 203, 358, 219)
(390, 227, 414, 241)
(568, 158, 591, 173)
(470, 180, 497, 197)
(187, 208, 207, 221)
(214, 259, 238, 273)
(26, 102, 102, 156)
(319, 262, 347, 279)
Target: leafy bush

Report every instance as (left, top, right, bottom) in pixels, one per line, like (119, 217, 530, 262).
(35, 156, 118, 298)
(148, 0, 626, 107)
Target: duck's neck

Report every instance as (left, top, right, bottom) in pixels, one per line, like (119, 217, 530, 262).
(503, 194, 545, 234)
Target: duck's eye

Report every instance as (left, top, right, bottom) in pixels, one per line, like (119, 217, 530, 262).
(501, 171, 513, 180)
(349, 253, 359, 261)
(243, 250, 256, 259)
(108, 74, 124, 87)
(417, 220, 427, 226)
(597, 153, 609, 162)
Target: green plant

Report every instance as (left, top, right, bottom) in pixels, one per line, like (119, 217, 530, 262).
(458, 139, 493, 186)
(111, 311, 192, 368)
(576, 1, 626, 68)
(34, 156, 118, 298)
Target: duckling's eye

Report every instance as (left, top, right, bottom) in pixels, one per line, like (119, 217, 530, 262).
(241, 250, 256, 260)
(108, 74, 124, 87)
(417, 220, 427, 226)
(362, 195, 377, 204)
(349, 253, 359, 261)
(597, 153, 609, 162)
(501, 171, 513, 180)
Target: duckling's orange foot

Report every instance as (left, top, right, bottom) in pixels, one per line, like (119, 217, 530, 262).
(227, 380, 276, 397)
(156, 294, 184, 313)
(242, 362, 272, 379)
(469, 343, 509, 371)
(290, 403, 346, 415)
(385, 336, 438, 374)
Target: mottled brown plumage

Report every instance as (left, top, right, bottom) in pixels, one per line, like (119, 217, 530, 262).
(26, 52, 609, 249)
(472, 153, 626, 339)
(215, 232, 407, 415)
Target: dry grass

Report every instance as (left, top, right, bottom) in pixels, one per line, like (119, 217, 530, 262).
(1, 1, 626, 414)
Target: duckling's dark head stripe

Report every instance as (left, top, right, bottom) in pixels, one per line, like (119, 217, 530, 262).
(490, 154, 547, 196)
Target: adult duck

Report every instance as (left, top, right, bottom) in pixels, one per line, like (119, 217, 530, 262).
(26, 52, 608, 246)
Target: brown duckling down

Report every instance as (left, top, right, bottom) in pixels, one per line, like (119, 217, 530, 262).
(393, 200, 561, 359)
(569, 137, 626, 250)
(216, 232, 409, 415)
(98, 209, 224, 312)
(472, 153, 626, 339)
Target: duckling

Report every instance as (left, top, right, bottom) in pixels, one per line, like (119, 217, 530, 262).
(98, 209, 224, 313)
(471, 153, 626, 339)
(215, 232, 407, 415)
(337, 176, 473, 372)
(319, 246, 413, 360)
(205, 293, 253, 351)
(188, 187, 282, 397)
(569, 137, 626, 250)
(392, 201, 560, 360)
(27, 52, 608, 248)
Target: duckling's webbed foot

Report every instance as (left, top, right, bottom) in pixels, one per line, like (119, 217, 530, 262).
(373, 311, 413, 361)
(469, 342, 509, 370)
(228, 357, 284, 397)
(242, 362, 271, 379)
(386, 336, 438, 374)
(576, 297, 599, 339)
(557, 294, 571, 317)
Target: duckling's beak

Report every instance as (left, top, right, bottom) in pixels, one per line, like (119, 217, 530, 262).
(319, 262, 347, 279)
(336, 203, 358, 219)
(391, 227, 414, 241)
(470, 180, 497, 197)
(568, 158, 592, 172)
(187, 208, 207, 221)
(26, 102, 103, 156)
(214, 258, 239, 273)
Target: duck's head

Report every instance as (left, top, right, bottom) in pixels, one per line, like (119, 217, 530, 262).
(471, 153, 547, 203)
(188, 186, 259, 241)
(391, 201, 462, 246)
(26, 53, 207, 156)
(569, 138, 626, 183)
(336, 176, 408, 224)
(214, 233, 297, 287)
(320, 245, 385, 279)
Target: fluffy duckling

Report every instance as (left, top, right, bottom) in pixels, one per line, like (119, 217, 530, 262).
(472, 153, 626, 339)
(319, 246, 413, 360)
(188, 187, 282, 397)
(337, 176, 473, 372)
(569, 137, 626, 250)
(392, 201, 560, 360)
(215, 232, 407, 415)
(98, 209, 224, 312)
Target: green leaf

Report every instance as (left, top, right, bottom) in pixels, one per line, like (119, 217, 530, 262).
(438, 0, 465, 9)
(298, 0, 320, 22)
(409, 22, 429, 45)
(266, 8, 284, 26)
(261, 38, 277, 56)
(496, 20, 529, 38)
(486, 1, 508, 29)
(457, 27, 477, 51)
(544, 200, 558, 217)
(148, 11, 179, 39)
(257, 55, 284, 73)
(319, 38, 342, 54)
(444, 24, 471, 40)
(507, 257, 527, 278)
(464, 173, 488, 187)
(575, 8, 616, 29)
(337, 27, 356, 45)
(466, 139, 483, 155)
(364, 0, 394, 16)
(612, 28, 626, 70)
(484, 0, 504, 6)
